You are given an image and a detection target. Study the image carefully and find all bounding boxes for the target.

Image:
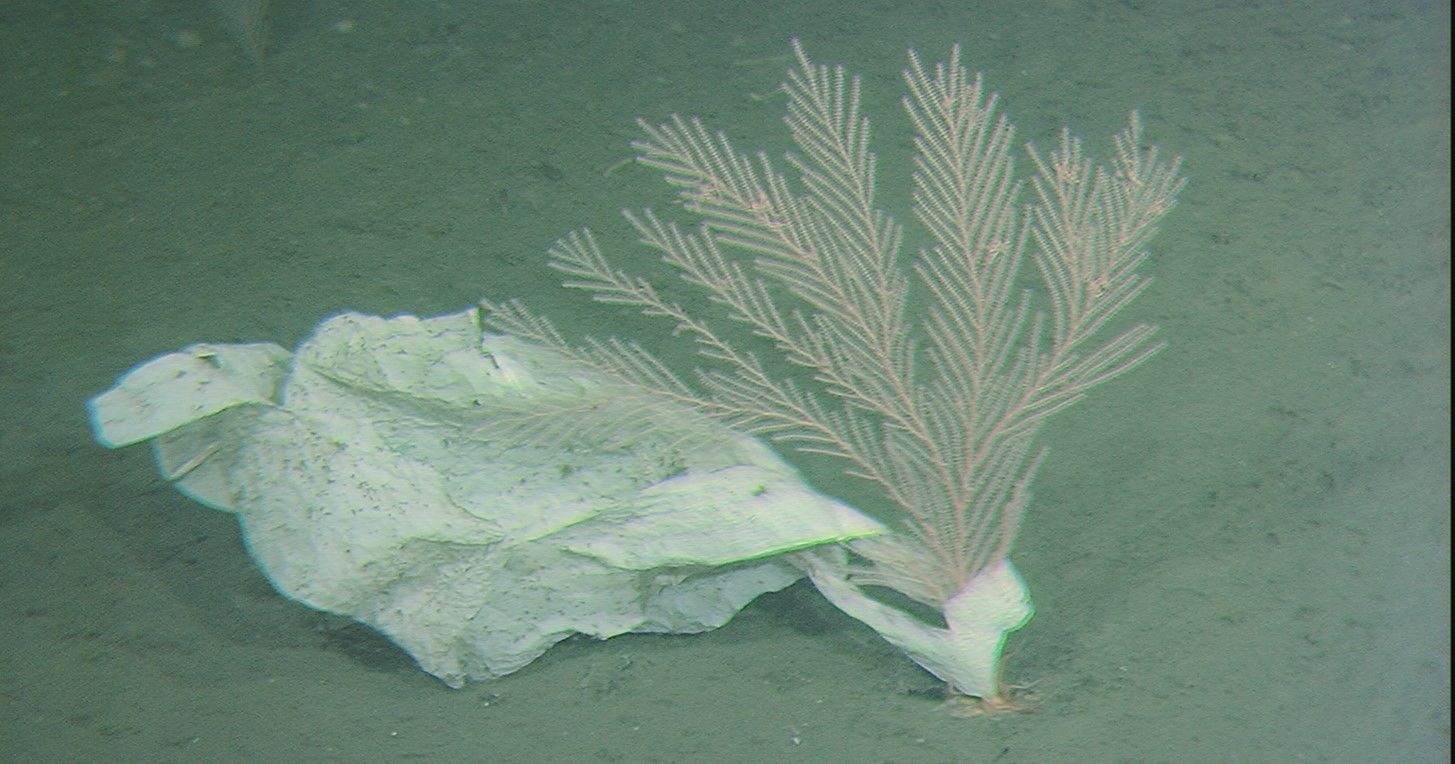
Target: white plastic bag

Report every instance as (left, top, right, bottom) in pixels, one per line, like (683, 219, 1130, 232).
(89, 307, 882, 686)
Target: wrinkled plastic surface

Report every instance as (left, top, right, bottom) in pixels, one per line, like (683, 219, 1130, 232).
(89, 307, 882, 687)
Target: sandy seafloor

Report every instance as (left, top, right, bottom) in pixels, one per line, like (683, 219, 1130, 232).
(1, 1, 1447, 761)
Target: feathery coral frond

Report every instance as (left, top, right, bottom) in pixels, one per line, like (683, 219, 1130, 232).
(483, 42, 1182, 603)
